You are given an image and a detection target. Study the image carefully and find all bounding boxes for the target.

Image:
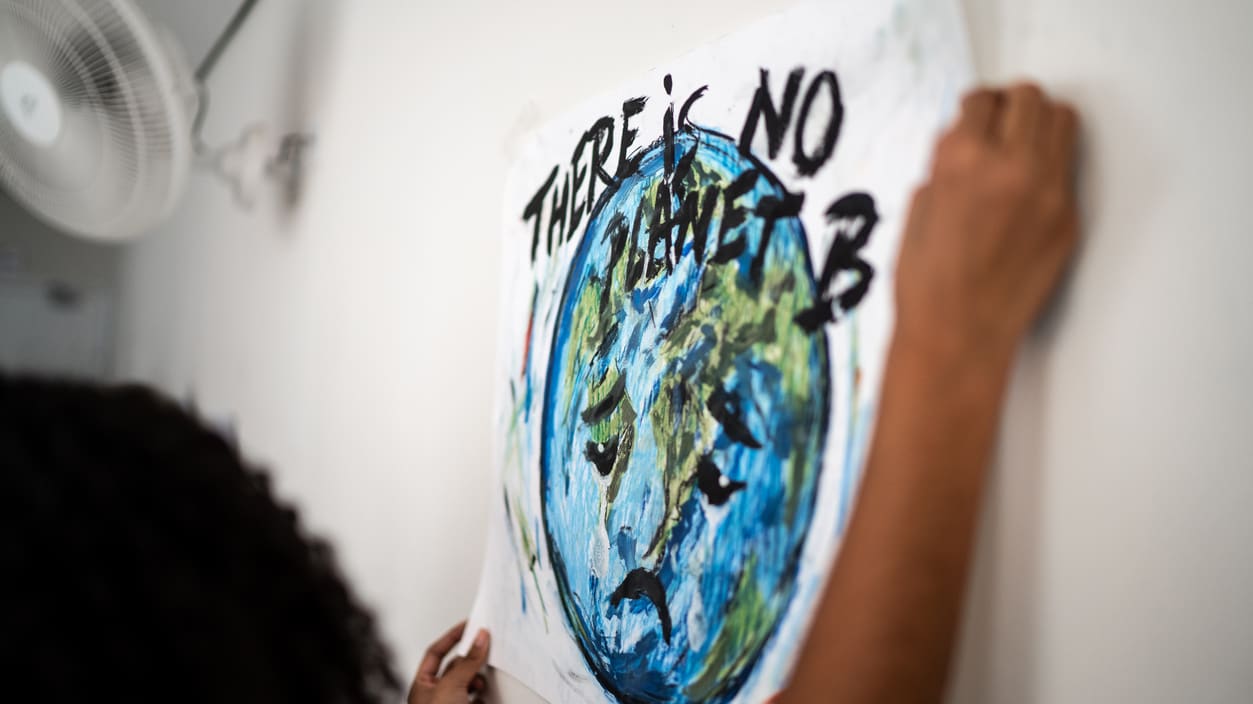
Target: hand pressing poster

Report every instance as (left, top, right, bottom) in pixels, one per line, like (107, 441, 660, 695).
(466, 2, 973, 701)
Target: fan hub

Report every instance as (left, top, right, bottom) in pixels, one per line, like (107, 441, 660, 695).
(0, 60, 61, 147)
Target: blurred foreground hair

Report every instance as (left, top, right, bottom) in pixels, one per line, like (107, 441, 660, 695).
(0, 375, 398, 703)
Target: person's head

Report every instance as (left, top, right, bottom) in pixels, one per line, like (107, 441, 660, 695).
(1, 375, 398, 703)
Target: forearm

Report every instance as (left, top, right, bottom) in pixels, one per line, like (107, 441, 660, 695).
(778, 80, 1079, 703)
(781, 335, 1013, 703)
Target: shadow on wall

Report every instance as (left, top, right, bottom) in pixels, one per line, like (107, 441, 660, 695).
(193, 0, 346, 227)
(274, 3, 343, 216)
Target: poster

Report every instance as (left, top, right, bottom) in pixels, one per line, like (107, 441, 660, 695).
(466, 2, 973, 701)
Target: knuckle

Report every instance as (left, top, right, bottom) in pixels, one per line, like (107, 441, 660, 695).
(961, 87, 993, 108)
(1011, 81, 1044, 101)
(935, 132, 985, 171)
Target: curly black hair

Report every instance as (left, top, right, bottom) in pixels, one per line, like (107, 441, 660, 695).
(0, 375, 400, 703)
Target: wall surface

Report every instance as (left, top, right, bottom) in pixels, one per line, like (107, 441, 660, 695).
(951, 1, 1253, 702)
(133, 0, 248, 69)
(112, 1, 1253, 703)
(0, 192, 121, 293)
(0, 193, 120, 378)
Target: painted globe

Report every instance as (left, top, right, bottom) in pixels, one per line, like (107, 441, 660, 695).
(541, 127, 829, 703)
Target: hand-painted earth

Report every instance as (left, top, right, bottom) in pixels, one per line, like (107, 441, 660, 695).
(541, 127, 829, 703)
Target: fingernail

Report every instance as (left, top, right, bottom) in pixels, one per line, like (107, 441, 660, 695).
(474, 629, 489, 650)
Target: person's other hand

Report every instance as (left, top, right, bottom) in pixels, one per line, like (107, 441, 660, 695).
(895, 83, 1080, 363)
(408, 621, 491, 704)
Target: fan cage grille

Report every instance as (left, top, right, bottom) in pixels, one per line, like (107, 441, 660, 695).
(0, 0, 192, 241)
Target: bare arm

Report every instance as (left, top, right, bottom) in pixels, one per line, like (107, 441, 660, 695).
(780, 83, 1080, 704)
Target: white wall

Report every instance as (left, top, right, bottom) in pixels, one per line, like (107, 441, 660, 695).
(952, 1, 1253, 702)
(0, 191, 121, 292)
(1, 193, 120, 378)
(113, 1, 1253, 702)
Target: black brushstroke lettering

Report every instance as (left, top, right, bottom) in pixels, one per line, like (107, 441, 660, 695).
(548, 173, 570, 252)
(750, 189, 805, 282)
(738, 67, 804, 159)
(793, 70, 844, 176)
(696, 454, 747, 506)
(672, 189, 697, 262)
(625, 204, 647, 291)
(569, 130, 592, 239)
(678, 86, 708, 130)
(796, 192, 880, 331)
(663, 75, 676, 178)
(524, 165, 558, 261)
(588, 117, 616, 207)
(673, 145, 698, 189)
(601, 212, 630, 305)
(793, 304, 829, 332)
(689, 185, 720, 264)
(646, 183, 674, 278)
(668, 145, 700, 261)
(610, 568, 672, 644)
(836, 257, 875, 312)
(711, 169, 759, 264)
(617, 97, 647, 179)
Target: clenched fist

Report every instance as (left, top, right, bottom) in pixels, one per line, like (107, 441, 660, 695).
(896, 83, 1080, 363)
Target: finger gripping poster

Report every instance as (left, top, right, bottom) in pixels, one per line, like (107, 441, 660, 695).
(467, 3, 972, 701)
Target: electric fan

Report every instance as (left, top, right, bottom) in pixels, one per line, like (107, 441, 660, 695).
(0, 0, 206, 242)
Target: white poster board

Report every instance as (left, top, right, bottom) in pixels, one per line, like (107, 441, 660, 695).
(467, 3, 973, 701)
